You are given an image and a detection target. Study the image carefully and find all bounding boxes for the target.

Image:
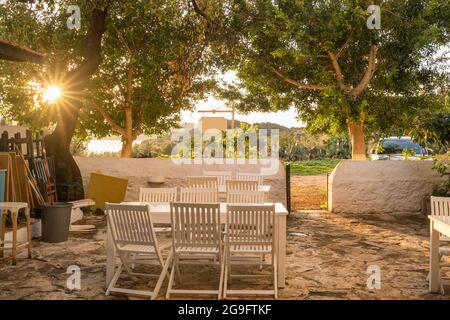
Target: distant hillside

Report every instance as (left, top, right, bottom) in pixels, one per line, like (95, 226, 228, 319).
(226, 119, 291, 131)
(253, 122, 290, 131)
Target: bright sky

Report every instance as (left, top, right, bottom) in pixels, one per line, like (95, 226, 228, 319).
(182, 71, 305, 128)
(182, 97, 304, 129)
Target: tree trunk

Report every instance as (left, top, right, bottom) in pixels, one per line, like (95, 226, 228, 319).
(121, 137, 133, 157)
(44, 97, 83, 198)
(348, 121, 366, 160)
(44, 8, 107, 199)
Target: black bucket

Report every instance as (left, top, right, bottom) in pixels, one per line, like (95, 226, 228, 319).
(41, 202, 73, 243)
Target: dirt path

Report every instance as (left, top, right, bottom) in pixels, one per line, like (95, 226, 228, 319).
(291, 174, 328, 210)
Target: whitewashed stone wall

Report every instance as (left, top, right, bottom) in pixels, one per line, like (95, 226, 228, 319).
(75, 157, 287, 206)
(328, 160, 449, 214)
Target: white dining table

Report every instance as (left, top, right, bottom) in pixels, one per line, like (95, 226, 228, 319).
(106, 202, 288, 288)
(428, 215, 450, 292)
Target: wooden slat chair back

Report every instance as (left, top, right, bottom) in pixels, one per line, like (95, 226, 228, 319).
(226, 204, 275, 251)
(139, 187, 177, 203)
(47, 156, 57, 180)
(179, 187, 218, 203)
(236, 173, 264, 186)
(431, 196, 450, 242)
(203, 171, 232, 186)
(32, 158, 57, 202)
(187, 176, 218, 189)
(226, 179, 259, 191)
(170, 202, 221, 252)
(226, 190, 265, 204)
(429, 196, 450, 292)
(167, 202, 224, 299)
(105, 203, 170, 299)
(107, 204, 158, 248)
(431, 196, 450, 217)
(224, 204, 277, 298)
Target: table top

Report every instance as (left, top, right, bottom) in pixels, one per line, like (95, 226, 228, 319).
(122, 202, 288, 216)
(0, 202, 28, 210)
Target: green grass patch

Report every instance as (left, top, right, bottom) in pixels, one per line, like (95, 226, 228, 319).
(289, 159, 342, 176)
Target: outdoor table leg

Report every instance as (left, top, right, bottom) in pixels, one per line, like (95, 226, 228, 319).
(429, 219, 440, 293)
(106, 223, 115, 287)
(276, 214, 286, 288)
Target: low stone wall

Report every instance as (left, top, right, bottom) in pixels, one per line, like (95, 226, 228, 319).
(328, 160, 448, 214)
(74, 157, 287, 206)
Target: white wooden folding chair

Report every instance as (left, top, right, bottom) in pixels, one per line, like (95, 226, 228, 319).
(139, 187, 177, 233)
(180, 187, 218, 203)
(203, 171, 232, 186)
(224, 204, 277, 299)
(226, 179, 259, 191)
(236, 173, 264, 186)
(187, 176, 219, 189)
(167, 202, 224, 299)
(430, 196, 450, 293)
(105, 203, 171, 299)
(226, 190, 265, 204)
(139, 187, 177, 203)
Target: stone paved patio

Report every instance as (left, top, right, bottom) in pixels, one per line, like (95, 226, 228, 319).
(0, 211, 449, 300)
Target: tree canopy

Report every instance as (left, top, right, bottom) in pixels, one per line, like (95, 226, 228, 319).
(0, 1, 217, 157)
(197, 0, 450, 159)
(80, 1, 215, 156)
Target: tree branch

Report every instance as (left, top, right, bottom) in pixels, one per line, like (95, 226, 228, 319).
(112, 24, 133, 55)
(126, 65, 134, 109)
(190, 0, 209, 21)
(328, 52, 351, 92)
(336, 30, 354, 59)
(350, 45, 378, 98)
(90, 104, 126, 137)
(66, 8, 108, 91)
(132, 105, 144, 139)
(271, 67, 325, 91)
(101, 83, 125, 106)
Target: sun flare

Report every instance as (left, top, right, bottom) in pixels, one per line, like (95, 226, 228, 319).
(43, 85, 62, 103)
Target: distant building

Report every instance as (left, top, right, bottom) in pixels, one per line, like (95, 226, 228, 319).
(199, 117, 228, 133)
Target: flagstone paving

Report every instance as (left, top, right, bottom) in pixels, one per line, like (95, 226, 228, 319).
(0, 211, 449, 300)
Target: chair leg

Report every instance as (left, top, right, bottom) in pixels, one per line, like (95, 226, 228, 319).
(106, 264, 123, 296)
(273, 253, 278, 299)
(152, 250, 173, 300)
(11, 210, 17, 265)
(175, 257, 182, 284)
(223, 255, 229, 299)
(0, 211, 6, 258)
(120, 253, 138, 281)
(25, 208, 32, 258)
(166, 260, 176, 299)
(228, 259, 232, 285)
(218, 254, 225, 300)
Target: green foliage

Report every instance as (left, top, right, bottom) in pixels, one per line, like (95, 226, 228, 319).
(290, 160, 341, 176)
(402, 148, 417, 160)
(205, 0, 450, 144)
(0, 1, 217, 153)
(432, 159, 450, 196)
(79, 1, 216, 144)
(280, 128, 350, 161)
(132, 137, 175, 158)
(0, 0, 100, 129)
(409, 112, 450, 151)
